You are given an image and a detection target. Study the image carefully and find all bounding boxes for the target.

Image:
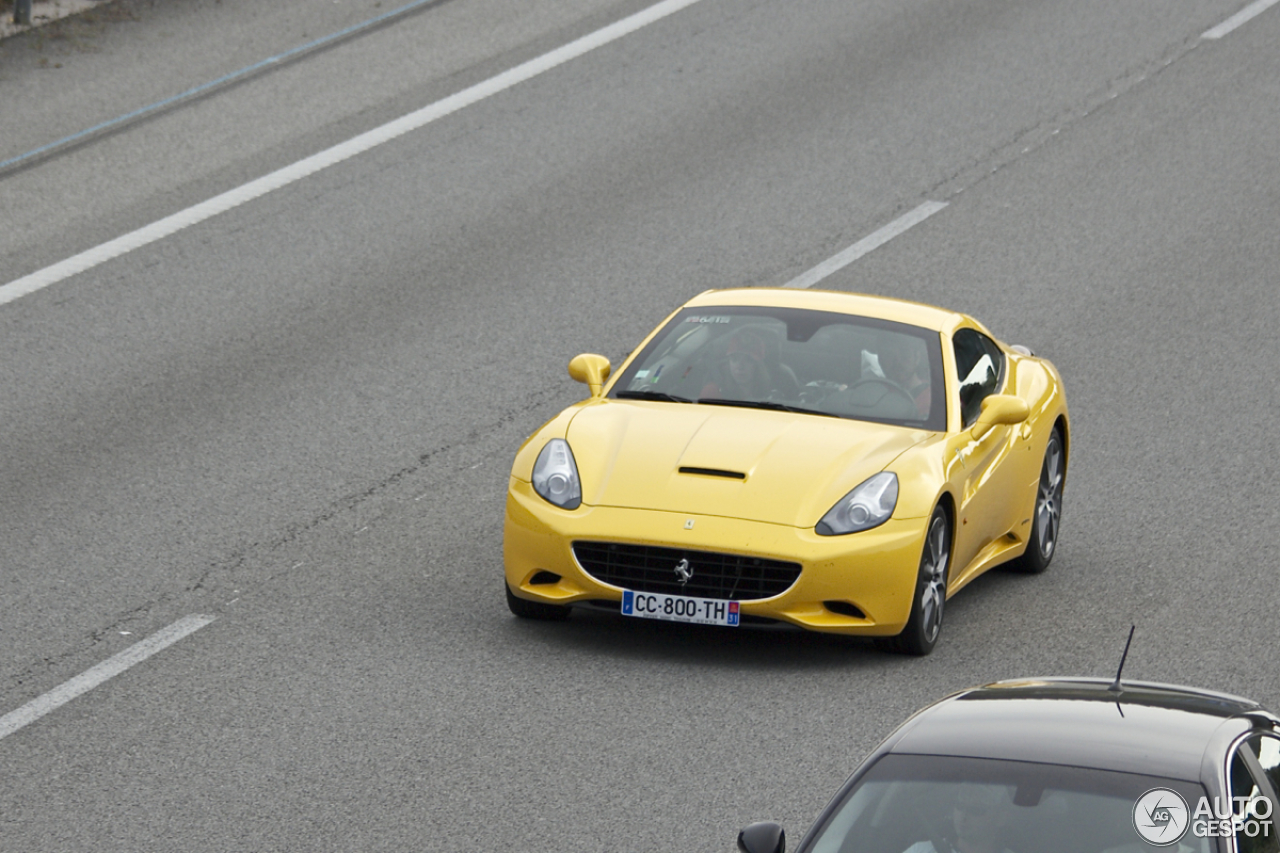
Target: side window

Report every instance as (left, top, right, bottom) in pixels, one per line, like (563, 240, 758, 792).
(1228, 733, 1280, 853)
(953, 329, 1005, 427)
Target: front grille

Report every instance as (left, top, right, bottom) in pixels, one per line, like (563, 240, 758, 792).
(572, 541, 801, 601)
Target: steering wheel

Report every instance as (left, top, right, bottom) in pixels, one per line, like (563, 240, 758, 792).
(845, 377, 917, 408)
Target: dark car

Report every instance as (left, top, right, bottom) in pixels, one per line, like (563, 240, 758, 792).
(739, 678, 1280, 853)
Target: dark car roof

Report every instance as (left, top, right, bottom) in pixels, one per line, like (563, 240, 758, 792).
(885, 677, 1273, 782)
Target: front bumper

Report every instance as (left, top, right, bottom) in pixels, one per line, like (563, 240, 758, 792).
(503, 478, 928, 636)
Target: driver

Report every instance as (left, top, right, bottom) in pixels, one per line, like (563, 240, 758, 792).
(902, 784, 1015, 853)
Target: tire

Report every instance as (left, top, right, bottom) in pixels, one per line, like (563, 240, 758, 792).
(879, 505, 950, 656)
(505, 582, 571, 621)
(1011, 427, 1064, 574)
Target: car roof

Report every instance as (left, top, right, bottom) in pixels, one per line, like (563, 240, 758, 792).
(684, 288, 967, 333)
(884, 677, 1271, 782)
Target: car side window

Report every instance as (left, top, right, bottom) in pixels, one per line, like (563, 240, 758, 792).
(1228, 733, 1280, 853)
(952, 329, 1005, 428)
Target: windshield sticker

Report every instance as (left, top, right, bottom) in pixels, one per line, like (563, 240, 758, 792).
(685, 316, 732, 324)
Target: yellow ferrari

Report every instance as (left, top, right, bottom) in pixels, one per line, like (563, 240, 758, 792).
(504, 288, 1068, 655)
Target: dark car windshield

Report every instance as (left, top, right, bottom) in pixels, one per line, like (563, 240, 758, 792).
(801, 754, 1213, 853)
(609, 306, 947, 431)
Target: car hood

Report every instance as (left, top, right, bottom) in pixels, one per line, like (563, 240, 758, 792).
(566, 401, 931, 528)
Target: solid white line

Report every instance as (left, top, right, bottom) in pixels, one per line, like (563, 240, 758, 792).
(1203, 0, 1280, 38)
(0, 0, 706, 308)
(782, 201, 948, 289)
(0, 614, 215, 740)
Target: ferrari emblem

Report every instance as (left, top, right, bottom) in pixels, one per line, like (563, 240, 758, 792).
(674, 558, 693, 585)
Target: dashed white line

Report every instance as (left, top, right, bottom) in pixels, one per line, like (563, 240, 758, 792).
(1203, 0, 1279, 39)
(0, 0, 706, 308)
(782, 201, 948, 289)
(0, 614, 216, 741)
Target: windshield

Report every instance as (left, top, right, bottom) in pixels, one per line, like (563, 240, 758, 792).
(802, 754, 1214, 853)
(610, 306, 946, 430)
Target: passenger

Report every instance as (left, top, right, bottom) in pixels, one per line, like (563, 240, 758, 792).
(902, 784, 1015, 853)
(700, 327, 777, 400)
(880, 336, 931, 418)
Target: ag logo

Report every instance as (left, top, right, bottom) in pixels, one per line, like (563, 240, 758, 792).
(1134, 788, 1190, 846)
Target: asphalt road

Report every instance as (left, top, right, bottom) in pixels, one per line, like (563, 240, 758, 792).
(2, 0, 1278, 850)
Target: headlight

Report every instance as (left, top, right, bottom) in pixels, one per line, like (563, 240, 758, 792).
(816, 472, 898, 535)
(532, 439, 582, 509)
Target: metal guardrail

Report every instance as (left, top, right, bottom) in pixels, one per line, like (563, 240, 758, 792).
(1, 0, 450, 174)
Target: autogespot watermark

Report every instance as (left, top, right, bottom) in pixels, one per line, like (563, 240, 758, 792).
(1134, 788, 1274, 846)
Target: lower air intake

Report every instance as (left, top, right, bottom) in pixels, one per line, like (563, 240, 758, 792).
(572, 541, 800, 601)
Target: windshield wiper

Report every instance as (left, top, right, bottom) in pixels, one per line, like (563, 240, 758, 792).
(696, 398, 837, 417)
(616, 389, 693, 403)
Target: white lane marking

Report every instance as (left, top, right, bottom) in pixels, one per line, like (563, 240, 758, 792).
(1203, 0, 1280, 38)
(782, 201, 948, 289)
(0, 0, 705, 308)
(0, 614, 215, 740)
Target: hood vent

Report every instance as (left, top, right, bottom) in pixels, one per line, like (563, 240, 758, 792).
(678, 466, 746, 480)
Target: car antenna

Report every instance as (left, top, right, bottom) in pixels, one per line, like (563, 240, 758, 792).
(1109, 624, 1136, 693)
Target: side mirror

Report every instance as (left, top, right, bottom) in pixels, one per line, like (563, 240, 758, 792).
(738, 821, 785, 853)
(970, 394, 1029, 438)
(568, 353, 612, 398)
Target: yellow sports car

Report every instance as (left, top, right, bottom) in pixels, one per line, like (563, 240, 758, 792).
(503, 288, 1068, 654)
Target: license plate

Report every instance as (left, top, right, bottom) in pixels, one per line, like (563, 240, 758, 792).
(621, 589, 740, 627)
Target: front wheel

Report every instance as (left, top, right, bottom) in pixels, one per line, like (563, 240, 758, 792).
(1011, 427, 1064, 574)
(505, 583, 571, 621)
(879, 505, 950, 656)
